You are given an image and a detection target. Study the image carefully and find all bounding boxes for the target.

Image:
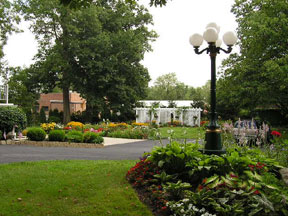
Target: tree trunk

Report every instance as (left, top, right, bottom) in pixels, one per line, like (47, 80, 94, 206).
(63, 84, 71, 124)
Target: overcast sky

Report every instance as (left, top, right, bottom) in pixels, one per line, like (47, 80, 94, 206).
(3, 0, 238, 87)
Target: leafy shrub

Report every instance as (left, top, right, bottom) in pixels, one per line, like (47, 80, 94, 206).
(49, 130, 65, 142)
(27, 127, 46, 141)
(0, 106, 27, 133)
(48, 109, 62, 123)
(0, 130, 2, 140)
(65, 130, 83, 143)
(83, 132, 104, 144)
(48, 116, 61, 123)
(107, 128, 151, 139)
(133, 143, 288, 216)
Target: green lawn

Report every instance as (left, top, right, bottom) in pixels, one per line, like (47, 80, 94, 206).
(0, 160, 153, 216)
(156, 126, 205, 139)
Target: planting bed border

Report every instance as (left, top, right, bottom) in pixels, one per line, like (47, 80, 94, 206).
(0, 140, 104, 148)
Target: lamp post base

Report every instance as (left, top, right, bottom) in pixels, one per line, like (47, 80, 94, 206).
(201, 128, 226, 155)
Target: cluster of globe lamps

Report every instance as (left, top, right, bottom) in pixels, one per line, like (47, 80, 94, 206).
(189, 22, 237, 155)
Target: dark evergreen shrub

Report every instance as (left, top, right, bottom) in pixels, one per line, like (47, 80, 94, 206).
(49, 130, 65, 141)
(27, 127, 46, 141)
(39, 107, 46, 123)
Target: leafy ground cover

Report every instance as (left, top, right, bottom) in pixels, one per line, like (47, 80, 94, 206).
(127, 142, 288, 216)
(0, 160, 153, 216)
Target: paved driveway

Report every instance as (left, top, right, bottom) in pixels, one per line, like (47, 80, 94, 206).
(0, 139, 169, 164)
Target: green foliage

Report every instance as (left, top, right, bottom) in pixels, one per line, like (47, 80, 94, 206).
(60, 0, 170, 8)
(0, 0, 20, 62)
(0, 106, 27, 133)
(107, 127, 151, 139)
(48, 109, 62, 123)
(27, 127, 46, 141)
(39, 107, 46, 123)
(48, 130, 65, 141)
(65, 130, 83, 143)
(133, 141, 288, 215)
(0, 130, 2, 140)
(218, 0, 288, 120)
(146, 73, 190, 101)
(17, 0, 156, 123)
(83, 132, 103, 144)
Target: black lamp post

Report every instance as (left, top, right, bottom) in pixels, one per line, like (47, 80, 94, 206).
(189, 22, 237, 155)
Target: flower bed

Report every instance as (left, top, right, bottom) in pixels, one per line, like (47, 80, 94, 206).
(127, 142, 288, 216)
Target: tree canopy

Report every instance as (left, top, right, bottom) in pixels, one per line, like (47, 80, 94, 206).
(217, 0, 288, 120)
(0, 0, 20, 76)
(59, 0, 170, 8)
(16, 0, 156, 123)
(146, 72, 210, 110)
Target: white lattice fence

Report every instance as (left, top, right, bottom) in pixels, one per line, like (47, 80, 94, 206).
(135, 108, 202, 126)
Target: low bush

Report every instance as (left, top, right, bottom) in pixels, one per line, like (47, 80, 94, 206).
(83, 132, 104, 144)
(49, 130, 65, 142)
(0, 106, 27, 133)
(0, 130, 2, 140)
(107, 128, 151, 139)
(27, 127, 46, 141)
(65, 130, 83, 143)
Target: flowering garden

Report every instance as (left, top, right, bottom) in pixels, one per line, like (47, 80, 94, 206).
(126, 120, 288, 216)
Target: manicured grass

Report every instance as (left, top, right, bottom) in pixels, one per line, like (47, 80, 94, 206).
(156, 126, 204, 139)
(0, 160, 153, 216)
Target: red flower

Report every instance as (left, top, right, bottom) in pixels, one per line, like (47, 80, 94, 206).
(271, 131, 281, 137)
(253, 190, 260, 195)
(230, 174, 238, 178)
(161, 206, 167, 211)
(202, 178, 207, 184)
(198, 185, 204, 191)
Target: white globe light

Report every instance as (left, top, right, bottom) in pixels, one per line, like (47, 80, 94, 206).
(223, 31, 237, 46)
(216, 39, 222, 48)
(189, 33, 204, 47)
(206, 22, 220, 33)
(203, 27, 218, 43)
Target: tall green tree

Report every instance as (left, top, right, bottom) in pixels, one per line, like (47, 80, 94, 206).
(218, 0, 288, 120)
(0, 0, 20, 76)
(16, 0, 155, 123)
(146, 72, 189, 100)
(7, 67, 39, 125)
(68, 1, 156, 121)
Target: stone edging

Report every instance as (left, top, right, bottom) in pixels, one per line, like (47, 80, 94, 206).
(0, 140, 104, 148)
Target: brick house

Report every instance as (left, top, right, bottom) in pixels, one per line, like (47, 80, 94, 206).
(37, 92, 86, 115)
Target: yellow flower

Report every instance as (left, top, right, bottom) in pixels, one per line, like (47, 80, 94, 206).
(67, 121, 84, 129)
(40, 122, 56, 132)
